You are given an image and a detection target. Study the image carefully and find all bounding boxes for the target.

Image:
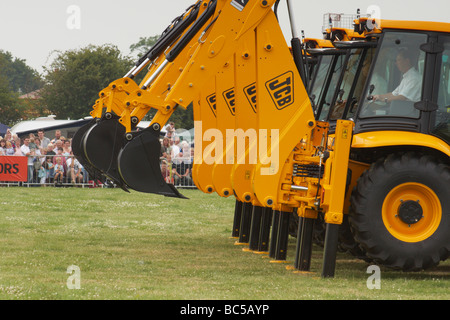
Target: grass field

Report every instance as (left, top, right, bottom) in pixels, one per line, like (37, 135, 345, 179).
(0, 187, 448, 300)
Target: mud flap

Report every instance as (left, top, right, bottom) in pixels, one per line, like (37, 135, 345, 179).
(82, 114, 129, 192)
(118, 126, 187, 198)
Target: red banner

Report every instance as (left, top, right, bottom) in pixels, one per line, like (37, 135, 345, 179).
(0, 156, 28, 182)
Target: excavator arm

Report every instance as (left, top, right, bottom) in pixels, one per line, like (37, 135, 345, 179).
(75, 0, 353, 214)
(74, 0, 354, 277)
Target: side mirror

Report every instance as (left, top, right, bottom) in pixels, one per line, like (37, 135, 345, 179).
(309, 94, 316, 107)
(367, 84, 375, 100)
(337, 89, 345, 103)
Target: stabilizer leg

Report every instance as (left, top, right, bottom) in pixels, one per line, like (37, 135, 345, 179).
(294, 217, 315, 271)
(257, 207, 272, 253)
(273, 211, 290, 262)
(231, 200, 243, 238)
(248, 206, 263, 251)
(236, 202, 252, 245)
(268, 210, 280, 258)
(321, 223, 340, 278)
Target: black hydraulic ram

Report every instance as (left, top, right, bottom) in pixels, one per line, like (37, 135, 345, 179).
(72, 2, 204, 190)
(125, 1, 203, 79)
(286, 0, 308, 87)
(141, 0, 218, 90)
(117, 0, 219, 197)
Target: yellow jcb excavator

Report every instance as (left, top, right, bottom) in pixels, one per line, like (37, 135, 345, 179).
(73, 0, 449, 277)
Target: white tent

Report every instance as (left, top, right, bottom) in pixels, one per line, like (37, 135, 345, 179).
(10, 116, 91, 139)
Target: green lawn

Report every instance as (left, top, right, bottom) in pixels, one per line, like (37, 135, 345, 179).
(0, 187, 448, 300)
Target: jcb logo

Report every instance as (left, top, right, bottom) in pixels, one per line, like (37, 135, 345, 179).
(206, 93, 217, 117)
(244, 83, 257, 113)
(265, 71, 294, 110)
(223, 88, 236, 116)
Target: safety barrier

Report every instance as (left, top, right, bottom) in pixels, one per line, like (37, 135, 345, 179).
(0, 154, 93, 188)
(0, 154, 197, 189)
(160, 158, 196, 188)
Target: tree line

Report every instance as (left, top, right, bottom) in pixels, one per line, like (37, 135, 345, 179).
(0, 36, 194, 130)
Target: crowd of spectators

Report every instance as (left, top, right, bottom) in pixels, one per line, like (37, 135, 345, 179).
(0, 123, 196, 188)
(160, 122, 195, 187)
(0, 128, 86, 186)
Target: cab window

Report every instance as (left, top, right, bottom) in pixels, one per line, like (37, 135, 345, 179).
(433, 36, 450, 143)
(309, 55, 332, 111)
(359, 32, 427, 119)
(329, 47, 376, 120)
(317, 54, 345, 120)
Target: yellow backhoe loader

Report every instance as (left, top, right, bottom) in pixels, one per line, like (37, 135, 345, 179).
(73, 0, 449, 277)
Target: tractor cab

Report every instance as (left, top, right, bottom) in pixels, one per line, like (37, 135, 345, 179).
(308, 18, 450, 271)
(353, 21, 450, 146)
(313, 18, 450, 150)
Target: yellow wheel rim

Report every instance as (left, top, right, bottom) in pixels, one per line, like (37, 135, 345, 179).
(382, 182, 442, 243)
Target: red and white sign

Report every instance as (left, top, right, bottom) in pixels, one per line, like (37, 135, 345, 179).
(0, 156, 28, 182)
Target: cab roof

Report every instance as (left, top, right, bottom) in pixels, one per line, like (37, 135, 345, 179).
(355, 18, 450, 34)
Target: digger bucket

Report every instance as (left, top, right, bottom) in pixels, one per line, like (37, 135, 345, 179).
(72, 119, 107, 183)
(117, 125, 187, 198)
(81, 114, 130, 191)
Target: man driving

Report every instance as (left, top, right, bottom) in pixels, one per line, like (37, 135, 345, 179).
(373, 48, 422, 103)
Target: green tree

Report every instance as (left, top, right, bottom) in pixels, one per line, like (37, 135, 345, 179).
(170, 104, 194, 129)
(0, 51, 44, 125)
(41, 44, 133, 120)
(128, 35, 160, 86)
(0, 50, 43, 94)
(0, 75, 24, 126)
(129, 36, 159, 57)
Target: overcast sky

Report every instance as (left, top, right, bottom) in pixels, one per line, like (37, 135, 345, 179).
(0, 0, 449, 75)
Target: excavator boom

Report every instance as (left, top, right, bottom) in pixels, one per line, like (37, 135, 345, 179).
(75, 0, 355, 277)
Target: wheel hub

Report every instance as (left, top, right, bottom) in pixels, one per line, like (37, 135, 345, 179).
(398, 200, 423, 225)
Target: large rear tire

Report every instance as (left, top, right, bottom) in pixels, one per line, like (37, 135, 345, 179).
(349, 152, 450, 271)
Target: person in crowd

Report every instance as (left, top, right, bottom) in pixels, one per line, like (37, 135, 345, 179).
(172, 165, 192, 186)
(171, 136, 183, 166)
(46, 143, 56, 157)
(29, 133, 37, 150)
(164, 154, 174, 183)
(50, 130, 62, 144)
(172, 141, 192, 186)
(33, 138, 47, 183)
(53, 157, 64, 185)
(163, 121, 175, 133)
(53, 147, 67, 168)
(34, 138, 44, 156)
(4, 129, 12, 143)
(161, 160, 172, 184)
(37, 129, 50, 149)
(44, 156, 55, 183)
(0, 139, 6, 155)
(62, 139, 71, 155)
(53, 140, 63, 155)
(160, 137, 171, 159)
(20, 137, 35, 183)
(5, 141, 14, 156)
(13, 135, 22, 156)
(165, 129, 175, 141)
(66, 152, 83, 184)
(37, 161, 46, 185)
(183, 144, 194, 186)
